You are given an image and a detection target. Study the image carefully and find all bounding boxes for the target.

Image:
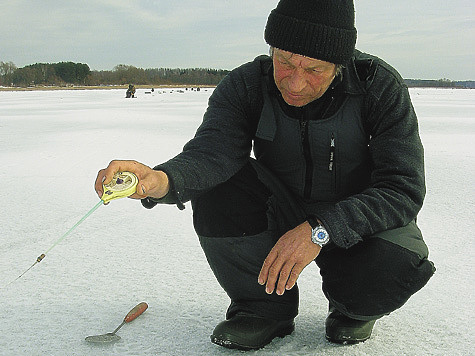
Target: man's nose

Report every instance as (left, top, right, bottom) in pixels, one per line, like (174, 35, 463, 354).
(287, 70, 306, 92)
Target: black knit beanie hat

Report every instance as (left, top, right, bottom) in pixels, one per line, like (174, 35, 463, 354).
(264, 0, 357, 64)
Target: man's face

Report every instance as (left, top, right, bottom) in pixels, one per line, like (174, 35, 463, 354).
(272, 49, 337, 107)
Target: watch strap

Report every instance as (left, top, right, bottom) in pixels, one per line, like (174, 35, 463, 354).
(306, 215, 319, 229)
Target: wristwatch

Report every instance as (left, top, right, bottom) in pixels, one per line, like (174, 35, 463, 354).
(307, 216, 330, 247)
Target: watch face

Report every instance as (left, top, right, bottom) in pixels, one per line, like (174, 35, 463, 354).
(317, 231, 327, 241)
(312, 226, 329, 246)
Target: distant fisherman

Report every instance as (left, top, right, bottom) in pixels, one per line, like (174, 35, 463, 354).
(126, 84, 135, 98)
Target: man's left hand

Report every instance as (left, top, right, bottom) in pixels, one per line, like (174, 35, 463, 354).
(258, 221, 321, 295)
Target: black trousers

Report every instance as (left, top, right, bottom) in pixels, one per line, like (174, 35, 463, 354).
(192, 160, 435, 321)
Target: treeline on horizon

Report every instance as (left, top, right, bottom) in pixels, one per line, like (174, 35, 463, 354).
(0, 61, 474, 88)
(0, 61, 230, 87)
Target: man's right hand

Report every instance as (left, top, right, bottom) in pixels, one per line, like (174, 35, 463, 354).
(95, 160, 170, 201)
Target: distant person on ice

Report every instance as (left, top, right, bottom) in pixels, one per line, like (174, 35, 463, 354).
(126, 84, 135, 98)
(95, 0, 435, 350)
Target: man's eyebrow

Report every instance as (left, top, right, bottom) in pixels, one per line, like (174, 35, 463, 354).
(307, 62, 334, 71)
(276, 53, 291, 61)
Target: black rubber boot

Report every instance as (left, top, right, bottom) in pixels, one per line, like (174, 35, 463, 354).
(325, 306, 376, 344)
(211, 312, 295, 350)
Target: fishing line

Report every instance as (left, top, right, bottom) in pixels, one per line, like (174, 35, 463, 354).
(2, 172, 138, 289)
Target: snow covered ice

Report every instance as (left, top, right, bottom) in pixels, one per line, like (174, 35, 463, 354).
(0, 87, 473, 356)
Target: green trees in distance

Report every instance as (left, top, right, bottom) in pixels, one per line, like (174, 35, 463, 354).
(5, 62, 90, 86)
(0, 61, 230, 87)
(87, 64, 230, 86)
(0, 61, 17, 86)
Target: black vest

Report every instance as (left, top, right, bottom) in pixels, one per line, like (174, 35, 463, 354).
(253, 84, 371, 203)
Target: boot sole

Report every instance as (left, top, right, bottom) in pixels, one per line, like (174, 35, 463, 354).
(211, 322, 295, 351)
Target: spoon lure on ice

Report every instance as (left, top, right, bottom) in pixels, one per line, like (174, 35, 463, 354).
(2, 172, 138, 289)
(85, 302, 148, 343)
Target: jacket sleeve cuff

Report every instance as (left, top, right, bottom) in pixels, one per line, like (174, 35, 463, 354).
(140, 166, 186, 210)
(313, 203, 363, 249)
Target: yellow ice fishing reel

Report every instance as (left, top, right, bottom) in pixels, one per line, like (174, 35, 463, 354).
(101, 171, 138, 203)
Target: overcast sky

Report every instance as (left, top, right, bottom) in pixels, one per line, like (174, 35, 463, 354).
(1, 0, 473, 80)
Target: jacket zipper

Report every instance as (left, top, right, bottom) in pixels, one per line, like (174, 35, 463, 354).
(299, 95, 336, 200)
(300, 113, 313, 199)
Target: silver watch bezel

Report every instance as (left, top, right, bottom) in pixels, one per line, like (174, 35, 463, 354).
(311, 225, 330, 247)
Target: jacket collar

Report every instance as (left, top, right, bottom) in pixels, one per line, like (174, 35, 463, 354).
(340, 50, 367, 95)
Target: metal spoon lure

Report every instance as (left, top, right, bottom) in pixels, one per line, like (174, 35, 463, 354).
(85, 302, 149, 343)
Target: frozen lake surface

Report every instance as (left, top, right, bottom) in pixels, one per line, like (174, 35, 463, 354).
(0, 87, 473, 355)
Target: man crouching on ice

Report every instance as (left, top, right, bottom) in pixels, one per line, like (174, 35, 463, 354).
(95, 0, 435, 350)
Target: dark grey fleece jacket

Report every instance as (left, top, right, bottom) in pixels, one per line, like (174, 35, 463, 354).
(143, 50, 425, 249)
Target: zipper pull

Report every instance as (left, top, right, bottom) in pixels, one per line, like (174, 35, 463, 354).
(329, 133, 335, 171)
